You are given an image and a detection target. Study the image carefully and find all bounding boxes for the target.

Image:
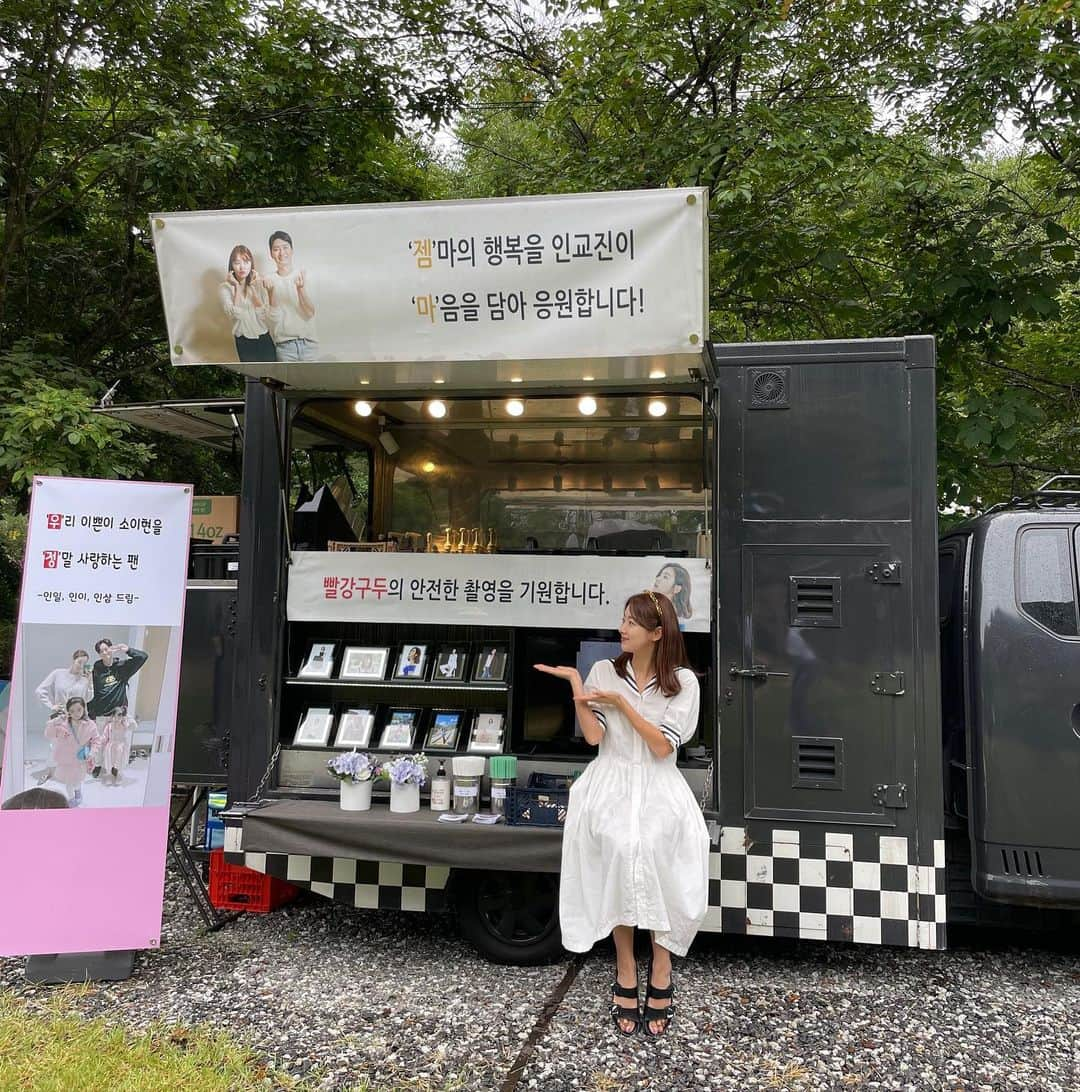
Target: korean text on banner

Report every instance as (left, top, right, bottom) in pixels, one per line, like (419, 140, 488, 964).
(287, 552, 711, 633)
(0, 477, 192, 957)
(152, 188, 708, 368)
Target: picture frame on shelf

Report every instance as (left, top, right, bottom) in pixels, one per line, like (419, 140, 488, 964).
(333, 708, 375, 749)
(433, 645, 469, 683)
(379, 707, 421, 750)
(424, 709, 464, 751)
(471, 645, 508, 683)
(393, 643, 429, 681)
(467, 711, 505, 754)
(338, 646, 390, 681)
(293, 707, 334, 747)
(298, 641, 337, 679)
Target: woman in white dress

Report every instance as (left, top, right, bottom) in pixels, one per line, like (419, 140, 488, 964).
(535, 590, 709, 1037)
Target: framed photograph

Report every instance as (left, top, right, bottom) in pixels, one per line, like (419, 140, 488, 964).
(468, 711, 505, 754)
(298, 641, 337, 679)
(339, 646, 390, 681)
(293, 707, 334, 747)
(394, 643, 429, 681)
(333, 708, 375, 749)
(471, 645, 508, 683)
(424, 709, 464, 751)
(378, 707, 420, 750)
(433, 644, 469, 682)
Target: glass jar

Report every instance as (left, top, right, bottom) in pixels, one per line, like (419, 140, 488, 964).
(488, 755, 518, 817)
(451, 756, 486, 815)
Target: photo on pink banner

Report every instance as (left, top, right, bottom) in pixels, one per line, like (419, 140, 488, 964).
(2, 623, 179, 810)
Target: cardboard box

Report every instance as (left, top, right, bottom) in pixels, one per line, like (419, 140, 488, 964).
(190, 496, 239, 543)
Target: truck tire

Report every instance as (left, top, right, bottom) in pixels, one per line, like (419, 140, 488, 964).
(453, 869, 565, 965)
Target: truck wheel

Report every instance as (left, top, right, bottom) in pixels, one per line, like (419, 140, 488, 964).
(453, 869, 564, 965)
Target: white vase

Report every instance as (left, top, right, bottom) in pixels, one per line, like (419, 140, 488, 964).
(340, 779, 373, 811)
(390, 780, 420, 813)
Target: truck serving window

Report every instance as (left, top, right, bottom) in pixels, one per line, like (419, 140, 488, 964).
(1017, 527, 1079, 637)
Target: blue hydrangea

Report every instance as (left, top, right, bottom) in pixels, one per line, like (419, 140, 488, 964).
(326, 750, 376, 783)
(381, 753, 428, 786)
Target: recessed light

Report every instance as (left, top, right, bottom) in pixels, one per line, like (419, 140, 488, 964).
(434, 377, 446, 384)
(649, 368, 666, 379)
(360, 377, 371, 385)
(511, 376, 523, 383)
(353, 400, 373, 417)
(506, 399, 525, 417)
(422, 461, 436, 473)
(647, 399, 668, 417)
(582, 374, 594, 382)
(426, 400, 447, 419)
(578, 396, 598, 416)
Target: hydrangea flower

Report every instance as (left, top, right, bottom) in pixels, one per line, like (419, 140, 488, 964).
(326, 750, 376, 783)
(380, 753, 428, 786)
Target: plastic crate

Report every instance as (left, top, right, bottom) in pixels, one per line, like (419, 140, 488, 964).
(526, 771, 574, 792)
(208, 850, 301, 913)
(505, 785, 570, 827)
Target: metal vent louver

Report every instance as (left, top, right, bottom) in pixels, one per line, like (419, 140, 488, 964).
(789, 576, 842, 627)
(791, 736, 843, 789)
(749, 367, 790, 409)
(1000, 847, 1045, 878)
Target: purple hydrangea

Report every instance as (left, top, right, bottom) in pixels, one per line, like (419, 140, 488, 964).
(326, 750, 376, 783)
(381, 753, 428, 786)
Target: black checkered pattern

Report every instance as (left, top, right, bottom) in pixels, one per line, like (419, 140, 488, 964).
(701, 826, 947, 950)
(225, 850, 450, 913)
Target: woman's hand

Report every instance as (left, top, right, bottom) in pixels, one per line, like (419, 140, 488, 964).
(533, 664, 581, 683)
(573, 690, 625, 714)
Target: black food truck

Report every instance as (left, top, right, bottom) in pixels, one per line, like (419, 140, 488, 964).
(106, 189, 1080, 962)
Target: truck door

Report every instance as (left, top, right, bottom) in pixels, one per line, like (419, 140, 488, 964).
(712, 337, 945, 948)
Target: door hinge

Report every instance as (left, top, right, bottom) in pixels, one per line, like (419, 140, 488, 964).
(866, 561, 902, 584)
(873, 782, 909, 808)
(871, 670, 905, 696)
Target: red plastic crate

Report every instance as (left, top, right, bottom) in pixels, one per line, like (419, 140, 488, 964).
(208, 850, 301, 913)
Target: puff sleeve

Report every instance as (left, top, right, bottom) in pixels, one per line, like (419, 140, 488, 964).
(657, 669, 700, 753)
(581, 660, 610, 732)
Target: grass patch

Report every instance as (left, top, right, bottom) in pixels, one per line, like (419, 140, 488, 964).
(0, 989, 296, 1092)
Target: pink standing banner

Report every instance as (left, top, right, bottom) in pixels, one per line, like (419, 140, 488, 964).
(0, 477, 192, 956)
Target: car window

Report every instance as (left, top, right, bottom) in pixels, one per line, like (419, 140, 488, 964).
(1017, 527, 1079, 637)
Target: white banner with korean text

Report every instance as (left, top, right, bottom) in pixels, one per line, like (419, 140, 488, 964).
(151, 188, 708, 368)
(0, 477, 192, 957)
(287, 552, 711, 633)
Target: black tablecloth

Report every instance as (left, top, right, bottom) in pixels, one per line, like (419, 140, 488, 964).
(241, 799, 564, 873)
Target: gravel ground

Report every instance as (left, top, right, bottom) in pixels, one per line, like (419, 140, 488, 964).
(3, 866, 1080, 1091)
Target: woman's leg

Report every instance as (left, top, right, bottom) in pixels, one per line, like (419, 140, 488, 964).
(611, 925, 638, 1033)
(646, 933, 674, 1035)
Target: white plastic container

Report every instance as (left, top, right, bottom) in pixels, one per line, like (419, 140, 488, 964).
(452, 755, 486, 815)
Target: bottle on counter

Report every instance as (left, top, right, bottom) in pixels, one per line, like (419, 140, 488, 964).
(452, 755, 486, 815)
(430, 760, 451, 812)
(488, 755, 517, 817)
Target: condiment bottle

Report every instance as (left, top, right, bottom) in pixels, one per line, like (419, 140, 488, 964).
(430, 760, 451, 811)
(451, 755, 486, 815)
(488, 755, 517, 817)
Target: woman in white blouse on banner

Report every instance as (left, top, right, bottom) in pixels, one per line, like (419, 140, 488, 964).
(220, 244, 276, 362)
(535, 590, 709, 1037)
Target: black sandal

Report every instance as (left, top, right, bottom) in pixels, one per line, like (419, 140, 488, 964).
(643, 962, 675, 1037)
(610, 978, 641, 1036)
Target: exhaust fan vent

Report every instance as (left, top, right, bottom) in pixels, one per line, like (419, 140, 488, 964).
(749, 367, 790, 409)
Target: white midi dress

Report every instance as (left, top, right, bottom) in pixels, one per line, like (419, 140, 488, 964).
(559, 659, 711, 957)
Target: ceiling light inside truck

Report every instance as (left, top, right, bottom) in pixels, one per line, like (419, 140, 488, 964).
(577, 396, 597, 416)
(353, 400, 374, 417)
(647, 399, 667, 417)
(426, 400, 447, 419)
(505, 399, 525, 417)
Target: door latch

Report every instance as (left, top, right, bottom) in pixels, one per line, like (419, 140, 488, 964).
(729, 663, 791, 681)
(873, 783, 908, 808)
(871, 671, 905, 696)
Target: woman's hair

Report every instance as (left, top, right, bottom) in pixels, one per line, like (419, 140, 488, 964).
(2, 787, 69, 811)
(71, 649, 89, 662)
(655, 563, 693, 619)
(65, 696, 86, 716)
(612, 590, 691, 697)
(227, 244, 256, 288)
(408, 646, 420, 661)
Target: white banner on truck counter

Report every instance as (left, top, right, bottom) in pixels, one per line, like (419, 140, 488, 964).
(0, 477, 192, 957)
(151, 188, 708, 368)
(287, 552, 711, 633)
